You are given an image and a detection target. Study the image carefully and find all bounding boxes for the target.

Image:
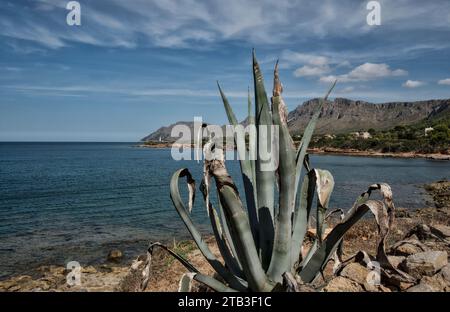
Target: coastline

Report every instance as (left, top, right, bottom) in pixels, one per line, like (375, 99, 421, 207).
(307, 147, 450, 160)
(1, 180, 448, 292)
(136, 143, 450, 160)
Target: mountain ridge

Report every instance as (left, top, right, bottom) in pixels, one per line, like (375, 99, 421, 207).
(142, 98, 450, 141)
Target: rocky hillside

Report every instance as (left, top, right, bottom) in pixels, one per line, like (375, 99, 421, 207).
(141, 121, 198, 142)
(142, 98, 450, 141)
(288, 98, 450, 135)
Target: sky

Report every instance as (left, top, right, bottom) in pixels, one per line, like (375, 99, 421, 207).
(0, 0, 450, 141)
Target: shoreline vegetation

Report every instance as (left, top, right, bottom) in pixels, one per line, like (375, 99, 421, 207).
(1, 180, 448, 292)
(136, 143, 450, 160)
(138, 108, 450, 160)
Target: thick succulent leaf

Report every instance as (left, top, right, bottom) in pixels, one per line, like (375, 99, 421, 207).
(252, 50, 275, 269)
(293, 81, 336, 206)
(205, 153, 273, 292)
(247, 87, 257, 217)
(199, 176, 244, 278)
(267, 62, 297, 282)
(299, 200, 381, 283)
(217, 83, 259, 246)
(291, 170, 316, 270)
(178, 273, 196, 292)
(314, 169, 335, 244)
(194, 273, 239, 292)
(169, 168, 246, 290)
(148, 242, 199, 273)
(219, 185, 273, 291)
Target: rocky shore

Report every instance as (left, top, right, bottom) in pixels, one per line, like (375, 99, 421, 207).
(1, 180, 449, 292)
(137, 144, 450, 160)
(308, 147, 450, 160)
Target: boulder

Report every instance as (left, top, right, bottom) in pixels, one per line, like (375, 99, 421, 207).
(388, 256, 406, 269)
(440, 264, 450, 282)
(395, 208, 411, 218)
(406, 283, 434, 292)
(404, 251, 448, 279)
(430, 224, 450, 239)
(322, 277, 364, 292)
(391, 239, 428, 256)
(339, 263, 369, 285)
(419, 275, 449, 292)
(107, 249, 123, 263)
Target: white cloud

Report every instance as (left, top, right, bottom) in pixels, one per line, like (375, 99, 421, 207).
(402, 80, 425, 88)
(294, 65, 330, 77)
(438, 78, 450, 85)
(320, 63, 407, 83)
(281, 51, 332, 77)
(337, 86, 355, 94)
(281, 51, 329, 67)
(1, 0, 450, 51)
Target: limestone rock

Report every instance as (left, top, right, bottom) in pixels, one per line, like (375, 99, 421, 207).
(405, 251, 448, 279)
(440, 264, 450, 282)
(406, 283, 434, 292)
(107, 250, 123, 263)
(322, 277, 364, 292)
(419, 275, 449, 292)
(430, 224, 450, 239)
(391, 239, 428, 256)
(339, 262, 369, 285)
(388, 256, 406, 269)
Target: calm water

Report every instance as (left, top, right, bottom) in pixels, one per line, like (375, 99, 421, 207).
(0, 142, 448, 279)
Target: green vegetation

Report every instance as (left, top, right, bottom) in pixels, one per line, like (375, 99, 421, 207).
(307, 112, 450, 154)
(143, 52, 415, 292)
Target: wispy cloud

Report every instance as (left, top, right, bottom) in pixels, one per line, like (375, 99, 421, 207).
(320, 63, 407, 83)
(438, 78, 450, 86)
(1, 0, 450, 51)
(402, 80, 425, 88)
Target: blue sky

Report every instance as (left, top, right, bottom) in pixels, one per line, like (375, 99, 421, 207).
(1, 0, 450, 141)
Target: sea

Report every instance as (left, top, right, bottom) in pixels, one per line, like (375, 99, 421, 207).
(0, 142, 448, 279)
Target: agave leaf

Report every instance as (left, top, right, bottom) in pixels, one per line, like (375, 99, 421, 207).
(314, 169, 334, 244)
(297, 169, 334, 270)
(178, 272, 196, 292)
(267, 62, 297, 282)
(199, 175, 244, 278)
(291, 170, 316, 270)
(218, 185, 273, 291)
(205, 153, 273, 291)
(299, 200, 382, 283)
(293, 81, 336, 205)
(148, 242, 199, 273)
(217, 83, 259, 246)
(193, 273, 239, 292)
(169, 168, 246, 290)
(247, 87, 257, 215)
(252, 50, 275, 269)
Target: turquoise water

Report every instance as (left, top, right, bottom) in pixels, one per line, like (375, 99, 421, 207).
(0, 142, 448, 278)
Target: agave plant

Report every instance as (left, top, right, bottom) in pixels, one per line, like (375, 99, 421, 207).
(144, 51, 415, 292)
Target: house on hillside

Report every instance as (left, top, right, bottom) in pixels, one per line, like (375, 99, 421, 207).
(425, 127, 434, 136)
(323, 134, 336, 140)
(350, 131, 372, 139)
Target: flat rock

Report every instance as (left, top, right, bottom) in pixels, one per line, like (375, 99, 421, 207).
(339, 262, 369, 285)
(391, 239, 428, 256)
(363, 282, 392, 292)
(430, 224, 450, 238)
(107, 250, 123, 263)
(406, 283, 434, 292)
(405, 251, 448, 279)
(440, 264, 450, 282)
(419, 275, 449, 292)
(322, 277, 364, 292)
(388, 256, 406, 269)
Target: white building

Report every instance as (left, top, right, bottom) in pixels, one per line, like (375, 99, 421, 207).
(425, 127, 434, 136)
